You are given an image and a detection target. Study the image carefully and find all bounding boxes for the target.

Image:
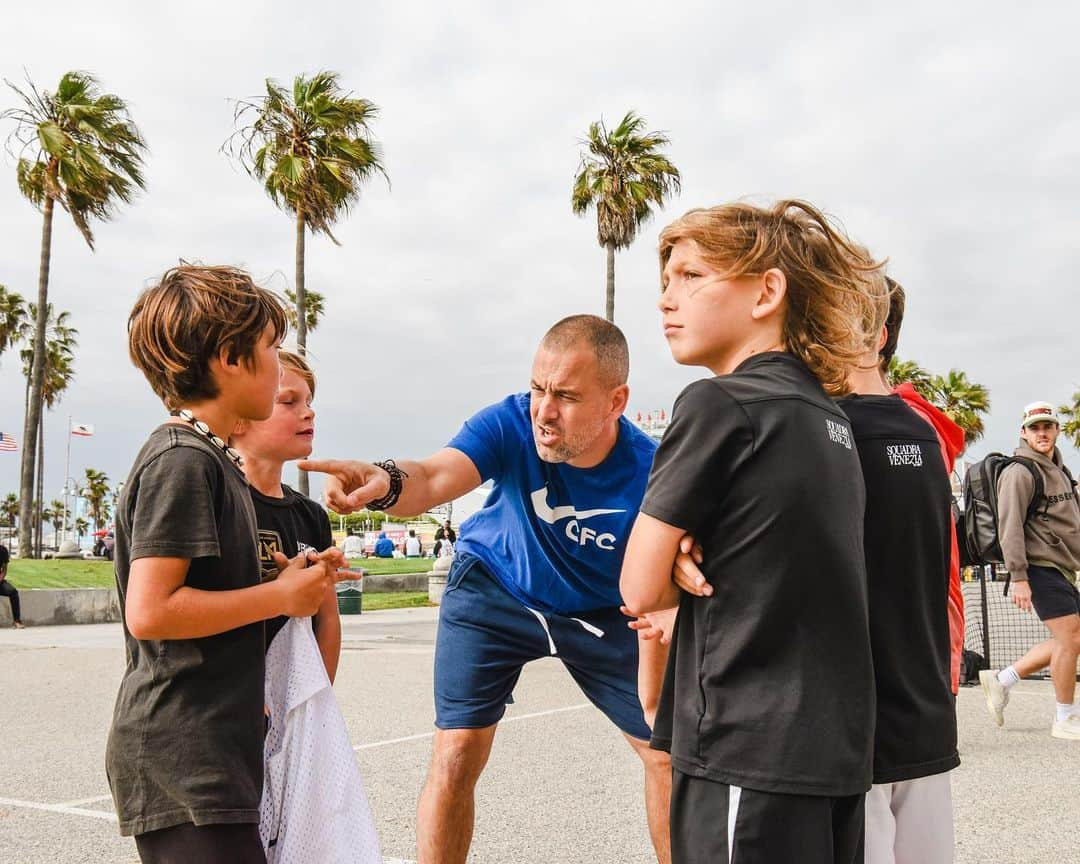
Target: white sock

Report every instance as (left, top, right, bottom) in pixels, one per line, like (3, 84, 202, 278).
(997, 666, 1021, 690)
(1056, 703, 1076, 723)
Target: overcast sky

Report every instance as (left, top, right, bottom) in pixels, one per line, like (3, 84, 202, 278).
(1, 1, 1078, 510)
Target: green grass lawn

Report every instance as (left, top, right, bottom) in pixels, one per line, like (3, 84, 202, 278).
(357, 591, 434, 611)
(6, 559, 115, 589)
(6, 558, 433, 611)
(348, 557, 433, 575)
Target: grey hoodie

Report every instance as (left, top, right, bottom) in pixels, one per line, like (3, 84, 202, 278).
(996, 441, 1080, 583)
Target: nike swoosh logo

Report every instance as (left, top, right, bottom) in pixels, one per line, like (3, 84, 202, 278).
(530, 486, 625, 525)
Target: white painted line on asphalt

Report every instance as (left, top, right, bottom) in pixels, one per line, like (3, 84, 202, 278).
(0, 796, 118, 822)
(0, 795, 418, 863)
(55, 793, 113, 807)
(353, 703, 592, 752)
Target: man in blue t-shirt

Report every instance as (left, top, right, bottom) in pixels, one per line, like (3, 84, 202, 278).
(303, 315, 672, 864)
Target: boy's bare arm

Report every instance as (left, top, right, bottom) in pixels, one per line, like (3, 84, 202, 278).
(637, 625, 673, 730)
(125, 552, 334, 641)
(299, 448, 482, 516)
(314, 582, 342, 683)
(620, 512, 684, 614)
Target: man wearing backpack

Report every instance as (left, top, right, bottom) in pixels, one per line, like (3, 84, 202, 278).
(979, 402, 1080, 740)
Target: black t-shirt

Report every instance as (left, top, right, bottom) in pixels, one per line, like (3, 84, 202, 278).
(106, 423, 264, 837)
(838, 394, 959, 783)
(250, 483, 333, 649)
(642, 352, 874, 797)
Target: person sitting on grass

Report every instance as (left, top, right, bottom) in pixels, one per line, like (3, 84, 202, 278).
(0, 545, 25, 629)
(374, 531, 394, 558)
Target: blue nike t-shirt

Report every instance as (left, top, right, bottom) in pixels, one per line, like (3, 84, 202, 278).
(447, 393, 658, 615)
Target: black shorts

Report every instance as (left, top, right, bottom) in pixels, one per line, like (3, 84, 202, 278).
(670, 769, 865, 864)
(1027, 565, 1080, 622)
(135, 822, 265, 864)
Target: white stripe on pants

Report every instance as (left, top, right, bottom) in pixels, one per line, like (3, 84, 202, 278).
(726, 785, 742, 862)
(865, 772, 954, 864)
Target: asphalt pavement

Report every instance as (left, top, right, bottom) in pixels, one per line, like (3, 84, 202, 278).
(0, 609, 1074, 863)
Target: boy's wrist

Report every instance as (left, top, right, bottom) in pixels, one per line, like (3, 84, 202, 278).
(262, 575, 290, 615)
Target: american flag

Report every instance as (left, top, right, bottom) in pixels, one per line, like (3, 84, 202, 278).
(0, 432, 17, 452)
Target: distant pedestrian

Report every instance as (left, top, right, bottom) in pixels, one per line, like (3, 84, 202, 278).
(0, 545, 24, 629)
(435, 520, 457, 545)
(374, 532, 394, 558)
(979, 401, 1080, 741)
(405, 529, 422, 558)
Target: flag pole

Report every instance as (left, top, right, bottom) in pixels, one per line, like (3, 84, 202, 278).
(61, 414, 72, 546)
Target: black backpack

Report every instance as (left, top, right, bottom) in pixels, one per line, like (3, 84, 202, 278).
(957, 453, 1043, 567)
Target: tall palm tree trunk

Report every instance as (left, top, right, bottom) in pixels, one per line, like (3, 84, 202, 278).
(605, 242, 616, 322)
(36, 413, 45, 555)
(18, 195, 54, 558)
(295, 210, 310, 497)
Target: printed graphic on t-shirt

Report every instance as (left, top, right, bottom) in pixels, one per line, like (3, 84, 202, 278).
(259, 529, 283, 580)
(529, 485, 625, 551)
(258, 529, 317, 580)
(886, 443, 924, 467)
(826, 418, 853, 449)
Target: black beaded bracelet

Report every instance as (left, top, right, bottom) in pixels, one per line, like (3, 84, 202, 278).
(367, 460, 409, 511)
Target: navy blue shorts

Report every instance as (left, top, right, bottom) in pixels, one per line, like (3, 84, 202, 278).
(1027, 564, 1080, 621)
(433, 553, 651, 740)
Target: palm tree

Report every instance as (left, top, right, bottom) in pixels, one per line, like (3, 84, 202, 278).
(572, 111, 681, 322)
(48, 498, 65, 545)
(889, 358, 989, 447)
(0, 285, 26, 359)
(39, 502, 54, 549)
(3, 71, 146, 558)
(228, 71, 385, 357)
(229, 72, 385, 498)
(1058, 390, 1080, 449)
(20, 306, 77, 555)
(887, 357, 934, 396)
(83, 468, 111, 534)
(74, 515, 89, 545)
(929, 369, 991, 446)
(284, 287, 325, 334)
(1, 493, 17, 546)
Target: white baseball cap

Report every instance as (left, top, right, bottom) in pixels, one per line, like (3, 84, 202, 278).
(1021, 401, 1060, 428)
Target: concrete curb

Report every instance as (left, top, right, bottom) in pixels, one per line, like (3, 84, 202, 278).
(363, 572, 430, 593)
(0, 574, 433, 627)
(0, 588, 121, 626)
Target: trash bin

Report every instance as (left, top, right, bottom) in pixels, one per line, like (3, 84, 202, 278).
(337, 569, 365, 615)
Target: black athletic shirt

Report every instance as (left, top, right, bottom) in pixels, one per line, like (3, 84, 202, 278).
(642, 352, 874, 797)
(838, 394, 959, 784)
(250, 483, 333, 650)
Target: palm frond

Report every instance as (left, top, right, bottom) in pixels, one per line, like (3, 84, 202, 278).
(572, 110, 680, 249)
(226, 71, 387, 237)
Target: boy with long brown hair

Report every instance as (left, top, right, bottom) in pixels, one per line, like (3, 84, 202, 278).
(621, 200, 885, 863)
(107, 266, 343, 864)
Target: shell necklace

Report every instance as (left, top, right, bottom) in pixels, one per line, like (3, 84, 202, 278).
(171, 409, 245, 469)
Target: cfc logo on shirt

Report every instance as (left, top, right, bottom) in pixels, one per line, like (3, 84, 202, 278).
(826, 419, 852, 450)
(886, 444, 923, 467)
(530, 486, 625, 551)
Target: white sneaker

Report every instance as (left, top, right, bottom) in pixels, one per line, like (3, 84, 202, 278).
(1051, 714, 1080, 741)
(978, 669, 1009, 727)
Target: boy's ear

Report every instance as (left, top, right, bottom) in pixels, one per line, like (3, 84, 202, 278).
(215, 343, 242, 374)
(750, 268, 787, 321)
